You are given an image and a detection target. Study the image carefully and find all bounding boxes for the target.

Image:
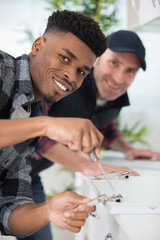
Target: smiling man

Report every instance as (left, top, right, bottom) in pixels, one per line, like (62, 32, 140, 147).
(0, 10, 107, 237)
(29, 32, 94, 103)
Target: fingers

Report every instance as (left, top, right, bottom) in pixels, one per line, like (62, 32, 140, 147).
(47, 117, 102, 154)
(80, 120, 103, 156)
(125, 151, 135, 160)
(126, 149, 160, 161)
(68, 119, 103, 156)
(61, 215, 84, 233)
(114, 166, 139, 176)
(47, 192, 95, 233)
(123, 167, 139, 176)
(61, 205, 95, 233)
(73, 119, 103, 155)
(100, 163, 140, 176)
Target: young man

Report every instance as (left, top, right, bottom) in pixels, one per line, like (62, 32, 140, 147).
(0, 10, 107, 237)
(22, 30, 160, 240)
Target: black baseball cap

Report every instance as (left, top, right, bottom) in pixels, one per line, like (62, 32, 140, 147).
(107, 30, 146, 71)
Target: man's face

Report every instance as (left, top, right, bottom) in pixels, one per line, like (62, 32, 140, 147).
(29, 32, 96, 103)
(93, 49, 141, 100)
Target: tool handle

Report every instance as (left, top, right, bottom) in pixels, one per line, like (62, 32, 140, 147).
(89, 150, 100, 164)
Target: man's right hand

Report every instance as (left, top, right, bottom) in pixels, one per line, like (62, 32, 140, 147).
(43, 117, 103, 158)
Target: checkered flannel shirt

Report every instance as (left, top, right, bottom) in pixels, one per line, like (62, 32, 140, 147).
(0, 50, 40, 236)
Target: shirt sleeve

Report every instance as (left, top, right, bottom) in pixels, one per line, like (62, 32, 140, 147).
(100, 121, 123, 149)
(34, 136, 56, 160)
(33, 99, 57, 160)
(0, 160, 34, 237)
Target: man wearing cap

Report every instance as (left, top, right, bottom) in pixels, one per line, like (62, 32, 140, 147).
(19, 30, 160, 240)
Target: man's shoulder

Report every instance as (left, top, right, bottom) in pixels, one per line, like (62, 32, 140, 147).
(0, 50, 16, 87)
(0, 50, 15, 66)
(0, 51, 16, 115)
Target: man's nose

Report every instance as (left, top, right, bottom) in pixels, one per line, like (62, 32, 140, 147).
(113, 69, 124, 85)
(64, 68, 77, 83)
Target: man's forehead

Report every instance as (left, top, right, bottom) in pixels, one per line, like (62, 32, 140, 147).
(105, 49, 140, 68)
(107, 49, 139, 59)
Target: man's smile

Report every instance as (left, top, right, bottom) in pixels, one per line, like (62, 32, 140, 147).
(106, 79, 120, 91)
(54, 79, 67, 91)
(52, 76, 73, 94)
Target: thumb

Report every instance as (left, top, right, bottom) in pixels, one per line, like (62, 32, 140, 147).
(80, 197, 92, 205)
(70, 193, 91, 204)
(68, 192, 90, 204)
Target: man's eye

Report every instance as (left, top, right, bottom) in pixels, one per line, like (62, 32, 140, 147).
(112, 60, 117, 65)
(60, 55, 69, 63)
(78, 69, 85, 76)
(128, 69, 135, 74)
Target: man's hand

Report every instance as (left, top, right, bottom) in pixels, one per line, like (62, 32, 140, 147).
(9, 191, 95, 235)
(82, 162, 139, 176)
(46, 191, 95, 233)
(42, 143, 139, 177)
(125, 149, 160, 161)
(44, 117, 103, 158)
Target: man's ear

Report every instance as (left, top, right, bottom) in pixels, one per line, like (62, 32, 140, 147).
(31, 37, 45, 56)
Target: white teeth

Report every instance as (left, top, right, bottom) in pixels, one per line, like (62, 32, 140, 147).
(54, 79, 67, 91)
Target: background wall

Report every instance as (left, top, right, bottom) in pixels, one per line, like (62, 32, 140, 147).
(119, 31, 160, 151)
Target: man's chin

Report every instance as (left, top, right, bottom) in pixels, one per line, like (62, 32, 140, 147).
(45, 94, 69, 103)
(105, 94, 120, 101)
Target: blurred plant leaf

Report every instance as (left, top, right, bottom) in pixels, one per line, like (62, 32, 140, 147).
(115, 116, 151, 147)
(44, 0, 118, 34)
(21, 0, 118, 44)
(21, 29, 35, 43)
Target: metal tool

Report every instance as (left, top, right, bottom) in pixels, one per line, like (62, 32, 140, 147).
(89, 150, 120, 195)
(86, 193, 123, 206)
(92, 171, 130, 180)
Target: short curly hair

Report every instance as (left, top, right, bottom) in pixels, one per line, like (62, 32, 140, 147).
(43, 10, 107, 57)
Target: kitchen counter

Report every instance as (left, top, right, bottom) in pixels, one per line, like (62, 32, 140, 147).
(75, 151, 160, 240)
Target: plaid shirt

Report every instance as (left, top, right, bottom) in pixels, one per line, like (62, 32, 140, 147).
(34, 99, 56, 160)
(100, 121, 122, 149)
(0, 50, 40, 236)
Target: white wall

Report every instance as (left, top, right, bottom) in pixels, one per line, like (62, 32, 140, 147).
(0, 0, 48, 57)
(119, 31, 160, 152)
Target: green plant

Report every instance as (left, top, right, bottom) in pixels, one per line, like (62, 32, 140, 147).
(20, 0, 118, 43)
(45, 0, 118, 34)
(115, 116, 151, 147)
